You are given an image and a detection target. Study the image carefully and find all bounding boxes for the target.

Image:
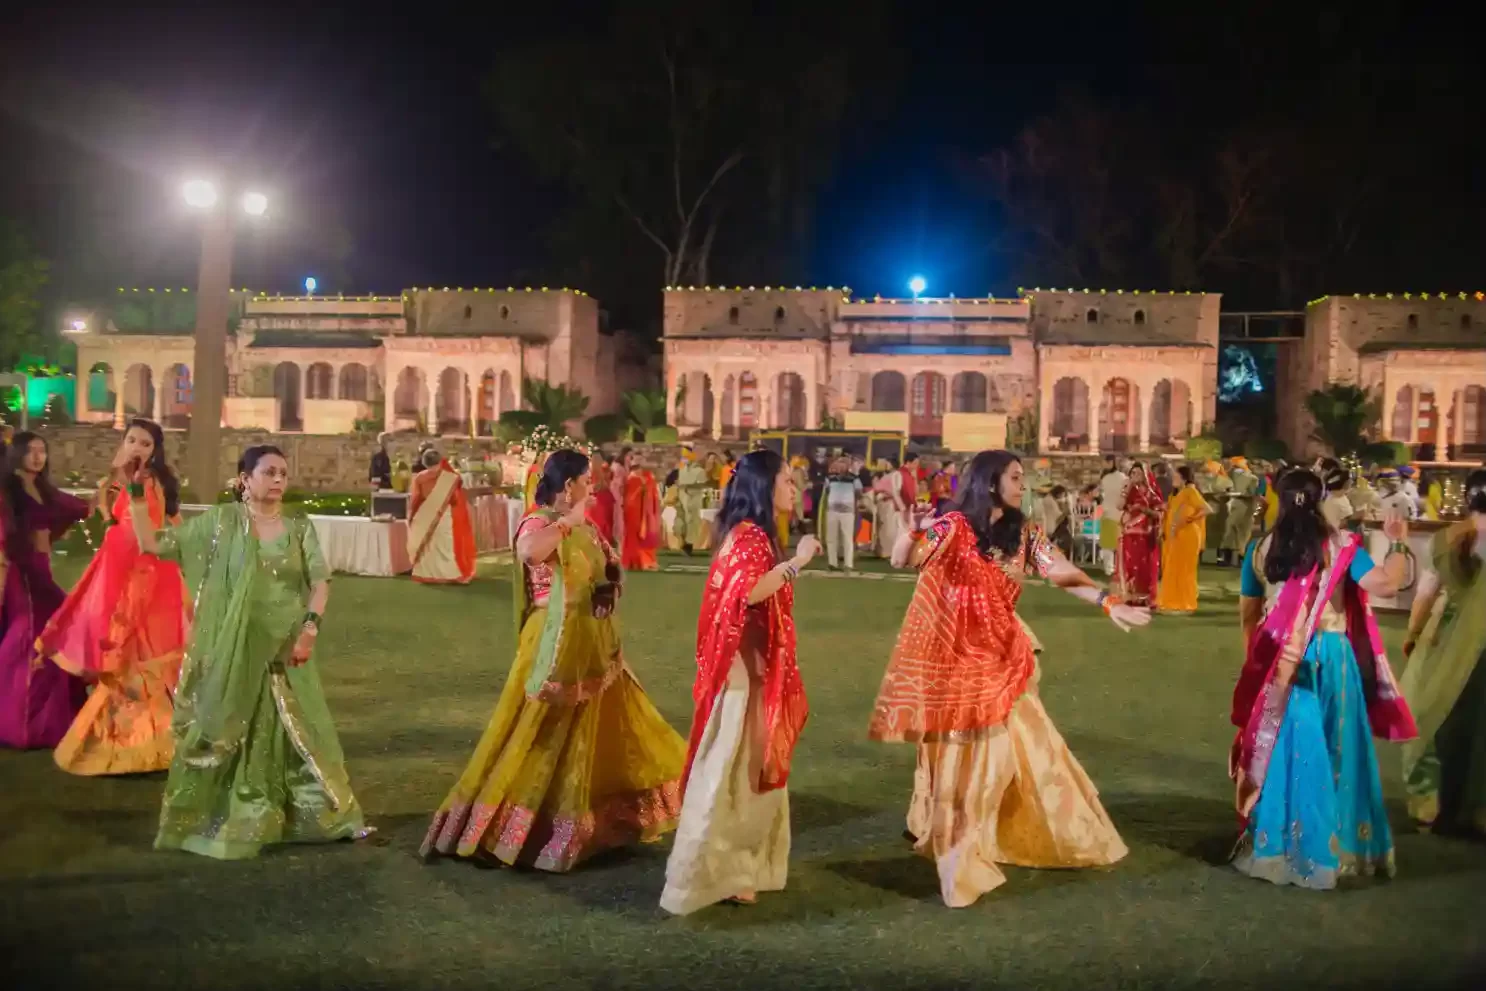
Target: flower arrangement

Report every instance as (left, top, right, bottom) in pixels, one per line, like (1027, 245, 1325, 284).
(523, 424, 596, 458)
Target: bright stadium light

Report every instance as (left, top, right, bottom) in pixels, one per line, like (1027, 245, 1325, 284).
(304, 276, 318, 294)
(241, 191, 268, 216)
(182, 179, 219, 209)
(908, 275, 927, 298)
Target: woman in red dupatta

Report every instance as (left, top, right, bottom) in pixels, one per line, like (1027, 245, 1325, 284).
(869, 450, 1148, 908)
(618, 447, 661, 571)
(1116, 462, 1163, 606)
(661, 449, 821, 915)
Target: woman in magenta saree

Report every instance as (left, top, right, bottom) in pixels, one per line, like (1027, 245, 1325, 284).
(1231, 468, 1416, 888)
(1, 432, 90, 749)
(1116, 463, 1162, 606)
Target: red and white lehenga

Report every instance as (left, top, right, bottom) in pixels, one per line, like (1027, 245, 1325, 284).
(408, 460, 476, 584)
(870, 512, 1127, 908)
(661, 520, 808, 915)
(1116, 466, 1163, 606)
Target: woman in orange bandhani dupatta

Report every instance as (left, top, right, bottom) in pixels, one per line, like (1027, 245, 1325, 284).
(870, 450, 1148, 908)
(1115, 462, 1163, 606)
(619, 447, 661, 571)
(38, 419, 189, 775)
(407, 450, 475, 584)
(662, 449, 822, 915)
(585, 459, 618, 545)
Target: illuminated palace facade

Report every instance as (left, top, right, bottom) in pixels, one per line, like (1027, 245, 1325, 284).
(663, 287, 1221, 453)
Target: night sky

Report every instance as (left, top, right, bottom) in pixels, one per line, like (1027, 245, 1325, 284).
(3, 2, 1484, 327)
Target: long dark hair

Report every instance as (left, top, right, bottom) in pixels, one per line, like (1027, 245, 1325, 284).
(1263, 468, 1330, 584)
(126, 418, 180, 517)
(1454, 468, 1486, 580)
(534, 449, 590, 506)
(712, 448, 783, 559)
(3, 431, 59, 558)
(955, 449, 1024, 557)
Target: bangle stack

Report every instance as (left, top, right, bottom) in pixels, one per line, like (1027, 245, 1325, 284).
(1096, 589, 1122, 615)
(780, 561, 800, 583)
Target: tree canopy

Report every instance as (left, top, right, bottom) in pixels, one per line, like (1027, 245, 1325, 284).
(0, 218, 51, 372)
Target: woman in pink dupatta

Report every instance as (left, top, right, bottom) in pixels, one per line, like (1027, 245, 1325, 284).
(1230, 468, 1416, 889)
(1115, 463, 1163, 606)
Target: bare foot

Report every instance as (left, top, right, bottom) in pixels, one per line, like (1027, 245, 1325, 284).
(725, 890, 757, 905)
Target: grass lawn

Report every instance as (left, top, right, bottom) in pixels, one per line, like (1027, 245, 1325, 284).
(3, 551, 1484, 991)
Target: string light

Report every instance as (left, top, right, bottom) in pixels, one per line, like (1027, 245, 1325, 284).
(1310, 293, 1485, 307)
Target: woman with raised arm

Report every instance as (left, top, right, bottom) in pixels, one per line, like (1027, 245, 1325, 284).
(422, 449, 684, 871)
(1230, 468, 1416, 888)
(130, 445, 367, 859)
(870, 449, 1145, 908)
(1399, 468, 1486, 835)
(39, 418, 190, 774)
(661, 450, 821, 915)
(0, 432, 90, 750)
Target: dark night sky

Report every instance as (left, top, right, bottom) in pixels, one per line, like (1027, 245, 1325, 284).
(2, 2, 1482, 318)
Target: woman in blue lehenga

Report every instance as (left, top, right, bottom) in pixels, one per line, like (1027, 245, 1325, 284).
(1230, 468, 1418, 889)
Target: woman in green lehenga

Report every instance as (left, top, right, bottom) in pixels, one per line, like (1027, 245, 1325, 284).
(1400, 469, 1486, 836)
(129, 445, 368, 859)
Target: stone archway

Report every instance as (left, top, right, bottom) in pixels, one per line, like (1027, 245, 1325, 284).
(161, 363, 192, 429)
(720, 374, 737, 437)
(123, 364, 154, 419)
(436, 367, 468, 435)
(499, 370, 516, 415)
(871, 371, 906, 412)
(1099, 377, 1140, 452)
(910, 371, 947, 437)
(274, 362, 303, 431)
(1462, 385, 1486, 453)
(478, 369, 499, 435)
(338, 363, 370, 401)
(306, 362, 334, 400)
(951, 371, 988, 413)
(1051, 377, 1091, 451)
(775, 371, 806, 429)
(394, 367, 429, 430)
(86, 361, 116, 417)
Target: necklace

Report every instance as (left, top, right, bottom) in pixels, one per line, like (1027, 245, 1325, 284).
(246, 501, 283, 522)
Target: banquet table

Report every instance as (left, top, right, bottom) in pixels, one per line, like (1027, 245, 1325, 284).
(309, 516, 412, 577)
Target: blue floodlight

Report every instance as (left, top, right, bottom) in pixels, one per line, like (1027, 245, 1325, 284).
(908, 275, 927, 298)
(304, 276, 318, 294)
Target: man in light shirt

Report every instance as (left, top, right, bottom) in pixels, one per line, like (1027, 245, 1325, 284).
(822, 456, 864, 571)
(1098, 458, 1130, 574)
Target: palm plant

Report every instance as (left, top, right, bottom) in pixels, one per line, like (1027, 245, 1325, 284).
(1304, 383, 1381, 456)
(522, 377, 590, 427)
(621, 388, 668, 435)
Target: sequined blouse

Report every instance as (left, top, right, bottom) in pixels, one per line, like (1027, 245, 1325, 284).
(918, 513, 1057, 582)
(516, 514, 619, 607)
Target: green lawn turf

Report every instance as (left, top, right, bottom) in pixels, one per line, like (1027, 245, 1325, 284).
(3, 551, 1484, 991)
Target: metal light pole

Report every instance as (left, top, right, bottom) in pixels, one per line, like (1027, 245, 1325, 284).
(187, 204, 234, 500)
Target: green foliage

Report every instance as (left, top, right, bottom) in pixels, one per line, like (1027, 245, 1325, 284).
(1363, 440, 1412, 468)
(1184, 435, 1223, 462)
(1304, 383, 1381, 456)
(621, 389, 668, 432)
(498, 409, 545, 436)
(583, 412, 627, 444)
(352, 400, 386, 435)
(1242, 437, 1291, 462)
(522, 377, 589, 427)
(0, 219, 50, 372)
(41, 393, 71, 426)
(644, 425, 679, 444)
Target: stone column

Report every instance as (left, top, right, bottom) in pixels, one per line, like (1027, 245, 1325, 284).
(668, 371, 684, 428)
(1408, 388, 1419, 444)
(467, 372, 478, 438)
(1382, 377, 1398, 442)
(1137, 381, 1151, 453)
(804, 368, 819, 429)
(113, 370, 127, 430)
(152, 367, 165, 422)
(383, 363, 398, 434)
(1450, 383, 1466, 456)
(1038, 367, 1054, 452)
(425, 368, 438, 435)
(710, 371, 724, 440)
(1084, 376, 1100, 453)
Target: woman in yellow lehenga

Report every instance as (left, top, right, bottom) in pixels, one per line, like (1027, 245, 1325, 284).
(1156, 465, 1210, 615)
(421, 449, 685, 871)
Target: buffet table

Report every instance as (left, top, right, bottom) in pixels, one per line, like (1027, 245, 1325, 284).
(309, 516, 412, 577)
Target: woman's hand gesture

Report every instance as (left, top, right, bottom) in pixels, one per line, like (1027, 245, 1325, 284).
(1382, 509, 1408, 544)
(794, 535, 822, 565)
(289, 625, 316, 666)
(1108, 603, 1151, 632)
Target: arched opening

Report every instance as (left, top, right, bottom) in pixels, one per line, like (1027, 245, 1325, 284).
(123, 364, 154, 418)
(738, 372, 758, 429)
(498, 370, 516, 416)
(86, 361, 115, 415)
(1051, 377, 1091, 451)
(305, 362, 334, 400)
(1150, 380, 1173, 447)
(161, 363, 192, 429)
(951, 371, 988, 413)
(1461, 313, 1473, 330)
(274, 362, 303, 431)
(499, 304, 510, 320)
(1134, 309, 1146, 326)
(463, 304, 473, 320)
(870, 370, 906, 412)
(775, 372, 806, 429)
(910, 371, 947, 438)
(1461, 385, 1486, 454)
(338, 363, 369, 401)
(393, 367, 429, 431)
(720, 374, 737, 437)
(773, 306, 785, 325)
(1390, 386, 1414, 441)
(1099, 377, 1139, 452)
(478, 369, 499, 435)
(435, 367, 468, 434)
(1416, 386, 1440, 451)
(700, 374, 716, 435)
(728, 306, 740, 325)
(1086, 308, 1099, 324)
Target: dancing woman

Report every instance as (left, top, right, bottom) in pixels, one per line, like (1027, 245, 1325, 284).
(619, 448, 661, 571)
(407, 449, 476, 585)
(1155, 465, 1210, 615)
(870, 450, 1146, 908)
(1115, 463, 1163, 606)
(1399, 468, 1486, 835)
(661, 450, 821, 915)
(131, 445, 367, 858)
(1231, 468, 1416, 888)
(422, 449, 684, 871)
(0, 432, 89, 750)
(39, 418, 190, 774)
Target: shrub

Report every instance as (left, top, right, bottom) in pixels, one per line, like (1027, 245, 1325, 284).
(583, 413, 627, 444)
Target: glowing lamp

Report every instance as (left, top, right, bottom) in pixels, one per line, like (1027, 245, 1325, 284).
(908, 275, 927, 297)
(182, 179, 218, 209)
(304, 276, 318, 294)
(242, 191, 268, 216)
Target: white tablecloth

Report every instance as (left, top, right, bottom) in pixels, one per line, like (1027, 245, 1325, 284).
(309, 516, 411, 577)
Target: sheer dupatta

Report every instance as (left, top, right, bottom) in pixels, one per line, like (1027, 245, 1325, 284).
(1230, 534, 1416, 819)
(686, 521, 806, 793)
